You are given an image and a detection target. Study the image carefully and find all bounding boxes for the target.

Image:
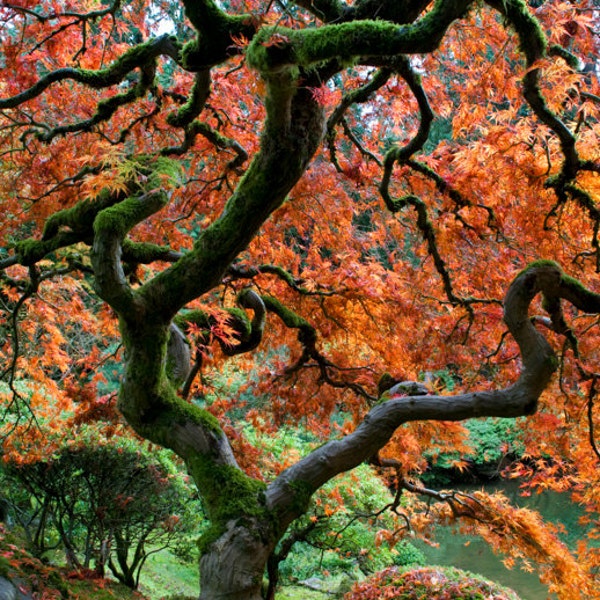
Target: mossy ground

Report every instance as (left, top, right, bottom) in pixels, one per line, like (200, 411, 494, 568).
(137, 550, 198, 599)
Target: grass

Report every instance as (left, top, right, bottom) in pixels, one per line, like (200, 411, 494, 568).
(138, 550, 199, 599)
(276, 588, 331, 599)
(138, 545, 346, 599)
(67, 579, 147, 600)
(138, 548, 336, 599)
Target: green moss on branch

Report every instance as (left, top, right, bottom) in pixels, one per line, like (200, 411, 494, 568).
(43, 188, 120, 241)
(167, 70, 211, 127)
(176, 289, 265, 355)
(13, 239, 49, 266)
(485, 0, 546, 64)
(153, 382, 221, 434)
(93, 191, 168, 240)
(78, 35, 180, 87)
(122, 239, 183, 264)
(517, 259, 560, 278)
(189, 456, 269, 554)
(247, 0, 472, 73)
(0, 35, 180, 110)
(262, 295, 317, 346)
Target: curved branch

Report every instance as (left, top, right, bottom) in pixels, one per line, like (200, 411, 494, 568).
(375, 60, 467, 308)
(266, 261, 600, 526)
(174, 289, 266, 379)
(291, 0, 433, 25)
(91, 191, 168, 318)
(326, 67, 391, 169)
(0, 35, 180, 110)
(190, 121, 248, 172)
(166, 70, 211, 128)
(0, 265, 40, 435)
(138, 84, 326, 319)
(405, 158, 497, 232)
(121, 240, 184, 265)
(290, 0, 347, 23)
(380, 192, 462, 307)
(5, 194, 182, 273)
(226, 263, 342, 296)
(343, 0, 432, 24)
(327, 67, 392, 131)
(3, 1, 122, 58)
(221, 289, 267, 356)
(37, 69, 157, 143)
(263, 295, 376, 402)
(179, 0, 259, 70)
(381, 56, 434, 165)
(262, 294, 317, 352)
(4, 0, 122, 24)
(483, 1, 600, 270)
(377, 56, 435, 199)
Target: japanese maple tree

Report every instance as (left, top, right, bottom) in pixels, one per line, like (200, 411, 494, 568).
(1, 0, 600, 598)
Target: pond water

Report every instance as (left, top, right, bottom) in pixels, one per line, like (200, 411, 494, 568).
(414, 480, 587, 600)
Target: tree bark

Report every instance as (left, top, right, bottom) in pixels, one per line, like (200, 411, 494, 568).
(198, 519, 273, 600)
(88, 60, 328, 600)
(32, 3, 600, 597)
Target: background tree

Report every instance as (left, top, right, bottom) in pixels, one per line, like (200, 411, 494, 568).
(0, 423, 202, 589)
(1, 0, 600, 598)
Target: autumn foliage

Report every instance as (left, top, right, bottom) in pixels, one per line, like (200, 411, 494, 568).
(1, 0, 600, 598)
(345, 566, 521, 600)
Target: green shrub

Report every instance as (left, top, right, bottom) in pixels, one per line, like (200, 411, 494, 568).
(244, 425, 425, 591)
(465, 418, 524, 466)
(391, 541, 426, 567)
(423, 417, 526, 484)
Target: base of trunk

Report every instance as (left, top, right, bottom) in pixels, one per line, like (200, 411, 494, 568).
(198, 520, 273, 600)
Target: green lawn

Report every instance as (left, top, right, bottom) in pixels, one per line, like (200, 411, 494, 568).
(276, 588, 330, 599)
(138, 550, 199, 599)
(139, 550, 334, 599)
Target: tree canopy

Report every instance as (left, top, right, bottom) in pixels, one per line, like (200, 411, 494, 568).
(1, 0, 600, 598)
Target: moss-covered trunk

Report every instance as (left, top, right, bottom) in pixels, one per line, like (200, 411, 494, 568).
(85, 70, 328, 598)
(115, 322, 279, 597)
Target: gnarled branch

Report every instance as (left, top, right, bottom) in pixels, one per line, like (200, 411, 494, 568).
(266, 261, 600, 526)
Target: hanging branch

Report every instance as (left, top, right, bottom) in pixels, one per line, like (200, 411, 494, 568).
(486, 0, 600, 268)
(262, 294, 378, 403)
(0, 35, 180, 111)
(4, 0, 122, 58)
(0, 266, 41, 438)
(587, 377, 600, 463)
(226, 263, 343, 296)
(326, 67, 391, 170)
